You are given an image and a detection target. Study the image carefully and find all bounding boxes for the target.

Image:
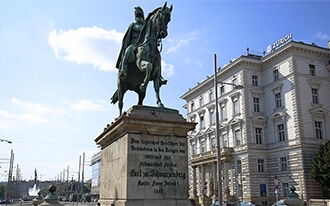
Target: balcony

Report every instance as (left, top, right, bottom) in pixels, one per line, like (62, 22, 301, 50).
(190, 147, 233, 166)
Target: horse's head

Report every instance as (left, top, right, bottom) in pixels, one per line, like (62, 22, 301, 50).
(154, 2, 173, 39)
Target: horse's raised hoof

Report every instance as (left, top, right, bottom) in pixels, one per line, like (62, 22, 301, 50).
(139, 83, 146, 92)
(160, 79, 167, 86)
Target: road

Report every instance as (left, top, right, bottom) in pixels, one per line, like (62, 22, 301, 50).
(10, 201, 97, 206)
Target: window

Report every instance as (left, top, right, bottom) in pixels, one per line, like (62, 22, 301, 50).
(271, 83, 283, 109)
(222, 133, 228, 147)
(190, 102, 194, 112)
(277, 124, 285, 142)
(200, 96, 204, 107)
(237, 160, 242, 173)
(211, 137, 216, 150)
(258, 159, 265, 172)
(192, 144, 197, 155)
(200, 115, 205, 129)
(201, 140, 206, 153)
(233, 99, 239, 115)
(275, 92, 282, 108)
(253, 97, 260, 112)
(210, 110, 215, 125)
(252, 75, 258, 86)
(201, 140, 206, 152)
(209, 90, 214, 101)
(280, 157, 288, 171)
(309, 64, 315, 76)
(282, 183, 289, 196)
(235, 129, 241, 146)
(232, 78, 237, 89)
(273, 69, 279, 81)
(315, 121, 323, 139)
(312, 88, 319, 104)
(220, 86, 225, 96)
(255, 128, 262, 144)
(220, 104, 227, 120)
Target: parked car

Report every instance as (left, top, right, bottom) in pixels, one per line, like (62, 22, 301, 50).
(0, 199, 6, 204)
(210, 201, 236, 206)
(271, 200, 287, 206)
(239, 201, 264, 206)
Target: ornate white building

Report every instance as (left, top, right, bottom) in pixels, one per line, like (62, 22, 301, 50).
(181, 38, 330, 205)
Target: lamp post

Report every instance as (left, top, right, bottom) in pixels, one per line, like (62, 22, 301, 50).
(213, 54, 222, 204)
(214, 54, 244, 204)
(0, 138, 12, 144)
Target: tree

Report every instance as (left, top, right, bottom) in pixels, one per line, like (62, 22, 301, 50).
(310, 141, 330, 195)
(0, 184, 5, 198)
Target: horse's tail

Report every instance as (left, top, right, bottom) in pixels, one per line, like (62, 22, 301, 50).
(110, 89, 118, 104)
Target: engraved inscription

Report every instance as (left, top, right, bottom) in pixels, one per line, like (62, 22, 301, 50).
(129, 137, 187, 195)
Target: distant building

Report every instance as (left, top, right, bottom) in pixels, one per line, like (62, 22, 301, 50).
(91, 151, 101, 199)
(181, 37, 330, 205)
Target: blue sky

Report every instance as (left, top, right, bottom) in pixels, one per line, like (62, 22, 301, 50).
(0, 0, 329, 182)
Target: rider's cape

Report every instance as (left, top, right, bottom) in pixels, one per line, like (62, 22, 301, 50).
(116, 23, 135, 69)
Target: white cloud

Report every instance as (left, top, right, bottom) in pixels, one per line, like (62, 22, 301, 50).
(165, 31, 199, 54)
(48, 26, 176, 78)
(0, 109, 16, 118)
(12, 98, 52, 115)
(316, 31, 330, 40)
(10, 98, 52, 124)
(48, 27, 123, 72)
(161, 60, 174, 77)
(70, 100, 105, 112)
(0, 119, 16, 128)
(0, 110, 18, 128)
(5, 98, 106, 126)
(20, 113, 47, 124)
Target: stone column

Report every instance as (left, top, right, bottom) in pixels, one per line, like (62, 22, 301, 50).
(192, 166, 198, 199)
(230, 166, 234, 198)
(212, 161, 217, 202)
(223, 162, 229, 193)
(201, 165, 205, 197)
(200, 165, 206, 206)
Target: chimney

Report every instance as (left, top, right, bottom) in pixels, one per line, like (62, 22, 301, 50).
(328, 40, 330, 49)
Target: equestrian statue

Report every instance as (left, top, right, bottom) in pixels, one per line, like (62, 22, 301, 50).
(111, 2, 173, 116)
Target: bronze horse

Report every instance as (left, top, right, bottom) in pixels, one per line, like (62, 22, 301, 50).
(111, 2, 173, 116)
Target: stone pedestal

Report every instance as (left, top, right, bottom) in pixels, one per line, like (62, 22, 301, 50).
(39, 185, 62, 206)
(95, 106, 196, 206)
(283, 186, 305, 206)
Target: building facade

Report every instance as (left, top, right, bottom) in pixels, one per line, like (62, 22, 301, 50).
(91, 151, 101, 199)
(181, 39, 330, 205)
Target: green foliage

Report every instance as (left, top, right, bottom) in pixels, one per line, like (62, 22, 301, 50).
(0, 184, 6, 198)
(311, 141, 330, 192)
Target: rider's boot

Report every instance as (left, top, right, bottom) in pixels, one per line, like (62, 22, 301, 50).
(160, 77, 167, 86)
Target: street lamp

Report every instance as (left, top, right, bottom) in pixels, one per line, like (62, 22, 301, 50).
(213, 54, 243, 204)
(214, 54, 223, 205)
(0, 138, 12, 144)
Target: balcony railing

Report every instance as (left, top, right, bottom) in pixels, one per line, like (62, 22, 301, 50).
(190, 147, 233, 166)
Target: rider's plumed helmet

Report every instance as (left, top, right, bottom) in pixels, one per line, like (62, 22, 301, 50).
(134, 6, 144, 18)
